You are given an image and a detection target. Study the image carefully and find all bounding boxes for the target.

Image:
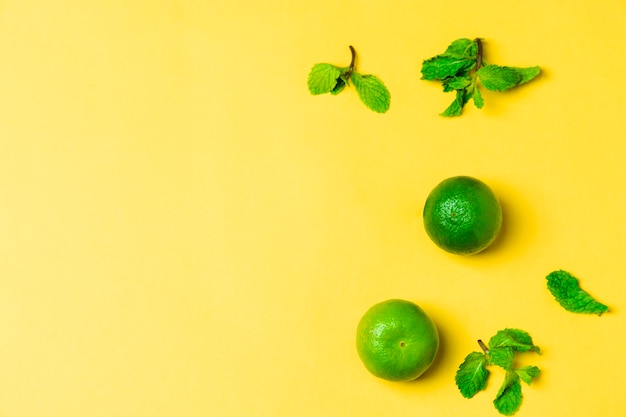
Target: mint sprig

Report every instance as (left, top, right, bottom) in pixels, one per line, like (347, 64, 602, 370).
(307, 46, 390, 113)
(546, 270, 609, 315)
(455, 329, 541, 416)
(420, 38, 541, 117)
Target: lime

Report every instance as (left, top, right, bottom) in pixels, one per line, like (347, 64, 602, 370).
(356, 299, 439, 382)
(423, 176, 502, 255)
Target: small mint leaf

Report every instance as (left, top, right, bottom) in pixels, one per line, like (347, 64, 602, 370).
(443, 76, 472, 91)
(440, 96, 462, 117)
(307, 63, 343, 95)
(351, 73, 390, 113)
(546, 270, 609, 315)
(330, 75, 347, 95)
(455, 351, 490, 399)
(421, 56, 476, 81)
(511, 66, 541, 84)
(472, 86, 484, 108)
(440, 89, 470, 117)
(493, 371, 522, 416)
(488, 347, 515, 370)
(477, 64, 522, 91)
(515, 366, 541, 385)
(443, 38, 478, 59)
(489, 328, 540, 354)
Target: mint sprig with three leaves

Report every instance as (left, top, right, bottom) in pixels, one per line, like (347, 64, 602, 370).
(455, 329, 541, 416)
(307, 46, 390, 114)
(421, 38, 541, 117)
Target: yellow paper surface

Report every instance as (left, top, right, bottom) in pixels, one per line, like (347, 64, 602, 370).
(0, 1, 624, 416)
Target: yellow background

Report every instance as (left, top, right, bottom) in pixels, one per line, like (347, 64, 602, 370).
(0, 1, 624, 416)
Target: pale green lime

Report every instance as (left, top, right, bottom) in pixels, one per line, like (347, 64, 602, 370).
(356, 299, 439, 381)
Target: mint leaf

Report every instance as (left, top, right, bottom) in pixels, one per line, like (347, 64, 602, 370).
(440, 97, 463, 117)
(546, 270, 609, 315)
(444, 38, 478, 59)
(440, 89, 469, 117)
(471, 86, 484, 108)
(493, 371, 523, 416)
(442, 75, 472, 91)
(488, 347, 515, 370)
(330, 75, 347, 95)
(477, 65, 522, 91)
(307, 63, 343, 95)
(421, 56, 475, 81)
(489, 328, 540, 354)
(351, 73, 391, 113)
(515, 366, 541, 385)
(455, 352, 490, 398)
(512, 66, 541, 84)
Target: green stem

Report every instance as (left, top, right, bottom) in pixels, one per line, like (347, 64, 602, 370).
(478, 339, 490, 354)
(475, 38, 483, 70)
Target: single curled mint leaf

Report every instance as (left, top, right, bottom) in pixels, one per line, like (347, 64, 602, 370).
(488, 329, 540, 354)
(420, 56, 476, 81)
(455, 351, 490, 399)
(493, 371, 522, 416)
(546, 270, 609, 315)
(307, 63, 343, 95)
(488, 347, 515, 370)
(477, 64, 522, 91)
(444, 38, 478, 59)
(351, 73, 390, 113)
(515, 366, 541, 385)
